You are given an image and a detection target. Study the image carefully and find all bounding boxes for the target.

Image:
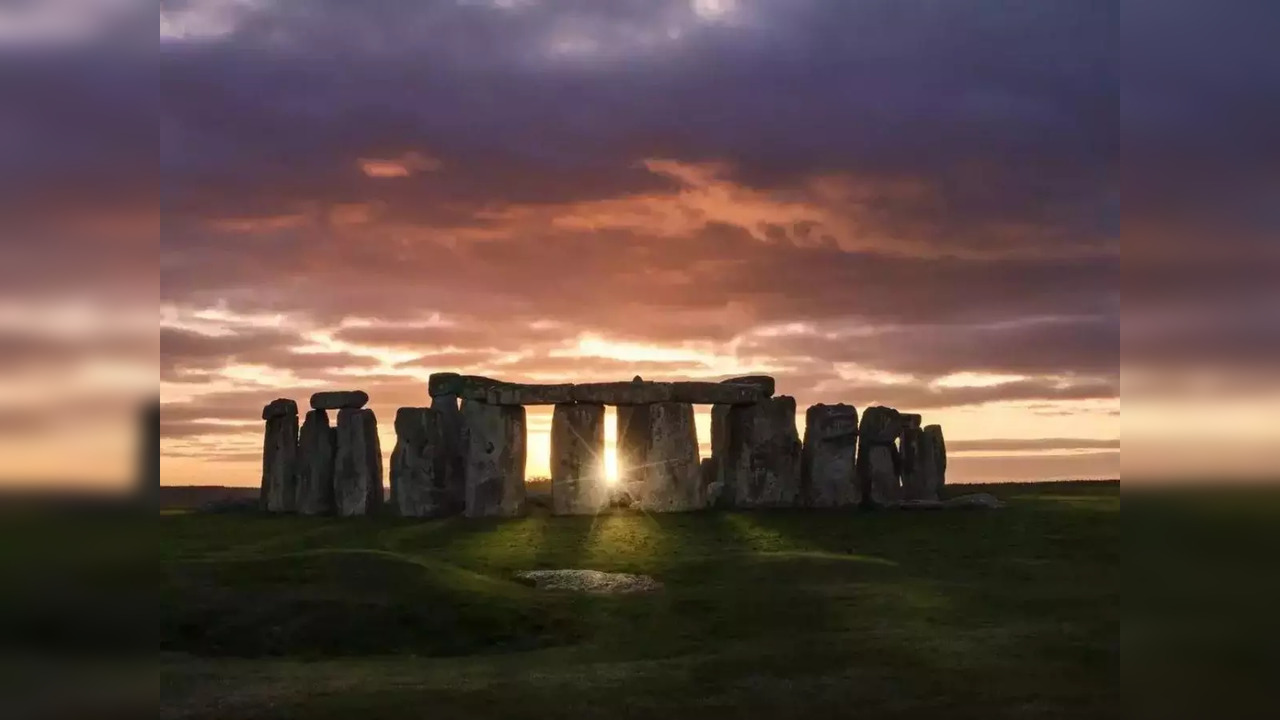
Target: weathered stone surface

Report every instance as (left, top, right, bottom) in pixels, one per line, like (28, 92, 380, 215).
(670, 381, 765, 405)
(310, 390, 369, 410)
(333, 408, 383, 516)
(855, 406, 904, 507)
(462, 400, 527, 518)
(261, 397, 297, 420)
(721, 375, 776, 397)
(550, 403, 607, 515)
(295, 409, 336, 515)
(428, 372, 463, 397)
(638, 402, 703, 511)
(901, 413, 923, 429)
(572, 381, 673, 405)
(801, 403, 860, 507)
(726, 396, 803, 508)
(616, 404, 652, 496)
(262, 410, 299, 512)
(483, 383, 575, 406)
(390, 407, 452, 518)
(451, 375, 502, 401)
(431, 394, 466, 514)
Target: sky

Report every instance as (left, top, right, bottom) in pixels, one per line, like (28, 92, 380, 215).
(2, 1, 1278, 487)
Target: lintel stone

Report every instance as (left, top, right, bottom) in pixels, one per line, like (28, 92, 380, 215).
(670, 381, 764, 405)
(311, 390, 369, 410)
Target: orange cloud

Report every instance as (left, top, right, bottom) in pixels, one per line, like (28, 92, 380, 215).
(358, 151, 443, 178)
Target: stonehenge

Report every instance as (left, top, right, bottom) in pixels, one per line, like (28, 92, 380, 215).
(259, 374, 950, 519)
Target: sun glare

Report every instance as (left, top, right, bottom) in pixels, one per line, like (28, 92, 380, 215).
(604, 407, 620, 485)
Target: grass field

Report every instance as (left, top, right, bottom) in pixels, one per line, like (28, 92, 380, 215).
(150, 481, 1121, 719)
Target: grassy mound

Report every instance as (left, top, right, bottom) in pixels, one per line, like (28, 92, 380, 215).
(161, 550, 580, 657)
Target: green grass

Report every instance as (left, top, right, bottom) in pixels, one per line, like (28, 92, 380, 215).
(158, 482, 1121, 719)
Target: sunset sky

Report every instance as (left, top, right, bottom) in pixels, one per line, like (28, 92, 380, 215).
(154, 0, 1128, 486)
(8, 2, 1277, 487)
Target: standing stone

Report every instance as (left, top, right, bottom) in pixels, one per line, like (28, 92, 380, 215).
(391, 407, 450, 518)
(550, 403, 607, 515)
(726, 396, 803, 508)
(801, 403, 860, 507)
(432, 393, 466, 515)
(856, 406, 905, 507)
(638, 402, 702, 511)
(899, 415, 924, 501)
(616, 404, 652, 498)
(707, 403, 733, 507)
(261, 399, 299, 513)
(462, 400, 527, 518)
(921, 424, 947, 499)
(295, 409, 336, 515)
(334, 408, 383, 517)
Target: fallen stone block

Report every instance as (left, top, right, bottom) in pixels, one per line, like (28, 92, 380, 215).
(514, 569, 662, 594)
